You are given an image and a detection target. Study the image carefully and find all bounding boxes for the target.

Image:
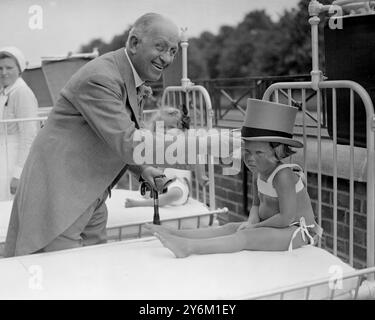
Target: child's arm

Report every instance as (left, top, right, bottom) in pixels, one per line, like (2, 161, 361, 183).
(125, 186, 184, 208)
(238, 175, 260, 229)
(249, 174, 260, 223)
(252, 168, 297, 228)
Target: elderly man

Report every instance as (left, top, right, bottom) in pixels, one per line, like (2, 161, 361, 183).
(4, 13, 180, 256)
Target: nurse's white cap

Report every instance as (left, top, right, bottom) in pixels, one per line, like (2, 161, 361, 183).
(0, 46, 27, 72)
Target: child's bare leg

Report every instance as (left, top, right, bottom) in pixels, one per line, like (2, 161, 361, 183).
(155, 226, 308, 258)
(155, 231, 245, 258)
(145, 222, 241, 239)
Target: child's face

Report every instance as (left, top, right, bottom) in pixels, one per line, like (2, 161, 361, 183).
(242, 141, 277, 172)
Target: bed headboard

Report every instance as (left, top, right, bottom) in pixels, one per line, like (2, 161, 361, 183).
(262, 80, 375, 271)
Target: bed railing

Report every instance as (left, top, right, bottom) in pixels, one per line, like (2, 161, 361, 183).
(246, 0, 375, 299)
(246, 266, 375, 300)
(263, 81, 375, 271)
(160, 85, 216, 210)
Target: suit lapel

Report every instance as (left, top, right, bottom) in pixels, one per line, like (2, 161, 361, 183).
(113, 49, 140, 128)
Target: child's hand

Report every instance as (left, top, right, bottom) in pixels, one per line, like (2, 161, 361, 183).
(237, 221, 248, 230)
(124, 198, 136, 208)
(237, 221, 255, 230)
(248, 206, 260, 224)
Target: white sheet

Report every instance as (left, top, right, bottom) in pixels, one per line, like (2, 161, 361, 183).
(0, 237, 356, 299)
(0, 189, 213, 243)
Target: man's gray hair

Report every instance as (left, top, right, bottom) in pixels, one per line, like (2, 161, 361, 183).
(126, 13, 171, 47)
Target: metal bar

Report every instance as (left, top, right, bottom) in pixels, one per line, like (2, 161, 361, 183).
(354, 275, 364, 299)
(317, 89, 322, 248)
(305, 286, 311, 300)
(173, 91, 176, 107)
(329, 285, 336, 300)
(199, 92, 207, 203)
(279, 89, 318, 123)
(244, 266, 375, 300)
(332, 88, 338, 256)
(191, 91, 199, 201)
(220, 89, 246, 115)
(302, 89, 308, 181)
(349, 89, 355, 266)
(179, 91, 183, 107)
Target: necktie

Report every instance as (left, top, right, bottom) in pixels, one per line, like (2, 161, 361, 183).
(137, 84, 153, 126)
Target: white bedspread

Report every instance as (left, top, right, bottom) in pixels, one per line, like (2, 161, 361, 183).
(0, 237, 356, 300)
(0, 189, 213, 243)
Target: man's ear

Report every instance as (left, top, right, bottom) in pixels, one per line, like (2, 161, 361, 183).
(128, 35, 140, 54)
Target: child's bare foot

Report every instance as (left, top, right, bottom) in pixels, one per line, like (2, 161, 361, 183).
(154, 232, 190, 258)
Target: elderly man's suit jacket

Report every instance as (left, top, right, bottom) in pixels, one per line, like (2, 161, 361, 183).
(4, 48, 144, 257)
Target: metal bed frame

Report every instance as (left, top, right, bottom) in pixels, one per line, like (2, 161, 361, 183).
(246, 0, 375, 299)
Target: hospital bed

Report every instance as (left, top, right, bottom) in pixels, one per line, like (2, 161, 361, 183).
(1, 2, 375, 299)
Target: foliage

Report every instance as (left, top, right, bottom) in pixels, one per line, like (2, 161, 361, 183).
(79, 0, 334, 79)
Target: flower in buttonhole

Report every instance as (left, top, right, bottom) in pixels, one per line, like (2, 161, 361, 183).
(138, 84, 153, 99)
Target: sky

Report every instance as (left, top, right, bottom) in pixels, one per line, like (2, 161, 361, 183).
(0, 0, 301, 66)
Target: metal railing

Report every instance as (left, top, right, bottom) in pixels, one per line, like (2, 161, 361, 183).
(263, 80, 375, 270)
(194, 75, 312, 127)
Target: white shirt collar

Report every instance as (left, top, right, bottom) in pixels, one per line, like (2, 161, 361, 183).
(124, 48, 144, 89)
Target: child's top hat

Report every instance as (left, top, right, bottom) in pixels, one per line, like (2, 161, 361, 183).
(241, 99, 303, 148)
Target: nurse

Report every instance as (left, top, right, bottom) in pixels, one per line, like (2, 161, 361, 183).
(0, 47, 38, 201)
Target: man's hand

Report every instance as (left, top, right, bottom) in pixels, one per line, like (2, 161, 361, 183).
(10, 177, 19, 195)
(140, 166, 169, 194)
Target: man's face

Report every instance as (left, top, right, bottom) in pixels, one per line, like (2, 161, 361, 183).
(0, 57, 20, 88)
(130, 20, 179, 82)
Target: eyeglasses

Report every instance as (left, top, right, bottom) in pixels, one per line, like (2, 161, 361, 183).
(154, 43, 178, 58)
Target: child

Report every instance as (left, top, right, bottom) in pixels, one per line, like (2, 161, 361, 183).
(146, 99, 323, 258)
(125, 105, 193, 208)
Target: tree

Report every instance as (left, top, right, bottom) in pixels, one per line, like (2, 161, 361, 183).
(79, 0, 334, 79)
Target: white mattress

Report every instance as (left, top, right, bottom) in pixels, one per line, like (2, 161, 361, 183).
(0, 189, 213, 243)
(0, 237, 356, 300)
